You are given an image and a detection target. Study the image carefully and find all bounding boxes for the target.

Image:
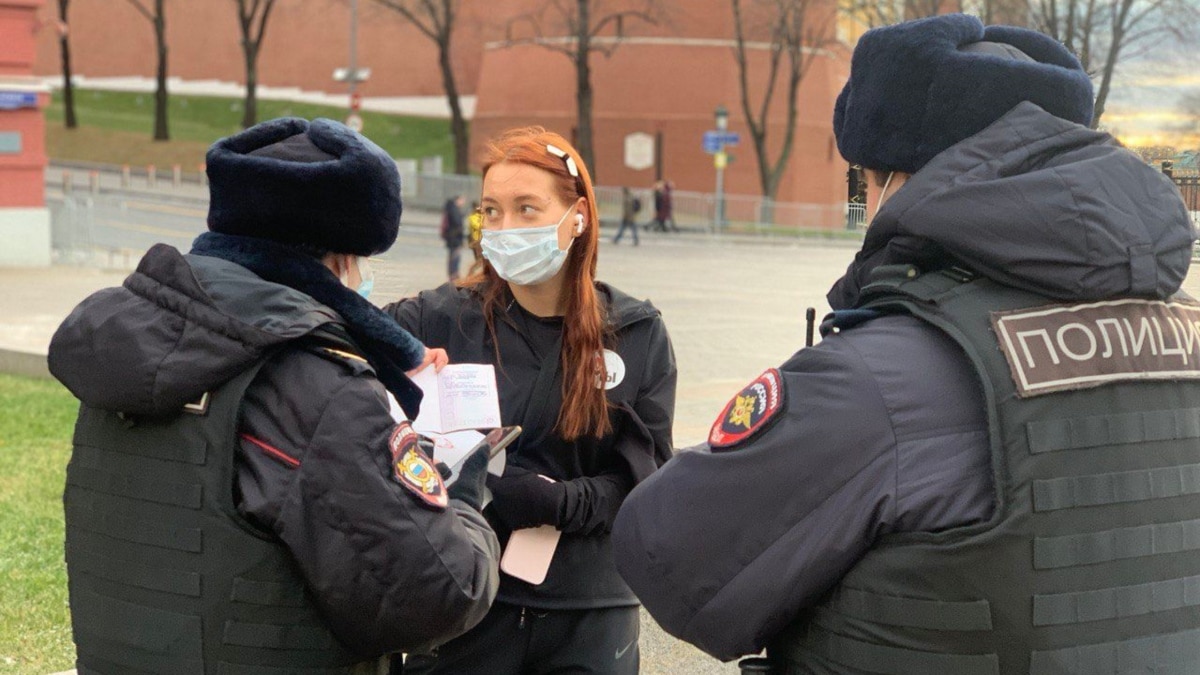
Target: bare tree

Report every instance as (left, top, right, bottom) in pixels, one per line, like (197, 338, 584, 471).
(1033, 0, 1199, 128)
(731, 0, 838, 200)
(57, 0, 77, 129)
(123, 0, 170, 140)
(371, 0, 469, 174)
(838, 0, 962, 30)
(1182, 92, 1200, 136)
(838, 0, 1032, 31)
(504, 0, 662, 177)
(234, 0, 279, 129)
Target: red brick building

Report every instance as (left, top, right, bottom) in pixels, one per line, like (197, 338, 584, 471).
(1, 0, 51, 265)
(33, 0, 851, 221)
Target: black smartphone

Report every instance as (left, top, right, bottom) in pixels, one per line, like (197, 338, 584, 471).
(448, 426, 521, 477)
(479, 425, 522, 459)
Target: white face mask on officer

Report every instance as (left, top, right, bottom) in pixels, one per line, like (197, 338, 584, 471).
(481, 207, 575, 286)
(337, 255, 375, 299)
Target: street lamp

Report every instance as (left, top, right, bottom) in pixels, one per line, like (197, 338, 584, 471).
(714, 105, 729, 229)
(333, 0, 370, 132)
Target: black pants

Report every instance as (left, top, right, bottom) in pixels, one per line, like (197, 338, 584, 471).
(399, 602, 639, 675)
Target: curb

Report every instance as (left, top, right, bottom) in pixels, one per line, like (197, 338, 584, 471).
(0, 347, 51, 380)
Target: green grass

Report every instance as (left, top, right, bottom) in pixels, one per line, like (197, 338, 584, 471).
(0, 375, 77, 674)
(44, 88, 457, 167)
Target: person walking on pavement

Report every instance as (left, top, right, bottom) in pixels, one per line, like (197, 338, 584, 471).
(388, 126, 677, 675)
(650, 180, 678, 233)
(467, 199, 484, 274)
(442, 194, 467, 280)
(612, 186, 640, 246)
(661, 180, 678, 232)
(613, 14, 1198, 674)
(49, 117, 500, 673)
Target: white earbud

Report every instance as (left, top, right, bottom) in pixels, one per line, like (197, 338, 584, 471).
(575, 213, 585, 235)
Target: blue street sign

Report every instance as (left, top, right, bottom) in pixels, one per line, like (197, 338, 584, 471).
(702, 130, 741, 154)
(0, 92, 38, 110)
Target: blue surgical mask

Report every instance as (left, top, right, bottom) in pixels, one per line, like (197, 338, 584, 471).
(341, 255, 375, 299)
(356, 256, 375, 299)
(481, 208, 574, 286)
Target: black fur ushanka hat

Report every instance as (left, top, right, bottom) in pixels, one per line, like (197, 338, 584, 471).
(834, 14, 1094, 174)
(206, 117, 402, 255)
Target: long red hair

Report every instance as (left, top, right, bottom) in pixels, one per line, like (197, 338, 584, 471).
(463, 126, 610, 441)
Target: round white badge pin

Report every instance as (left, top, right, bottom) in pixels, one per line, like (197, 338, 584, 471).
(600, 349, 626, 390)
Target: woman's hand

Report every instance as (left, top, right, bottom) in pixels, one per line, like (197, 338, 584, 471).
(486, 466, 565, 530)
(406, 347, 449, 377)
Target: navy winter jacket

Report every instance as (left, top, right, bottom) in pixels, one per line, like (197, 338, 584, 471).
(611, 102, 1195, 661)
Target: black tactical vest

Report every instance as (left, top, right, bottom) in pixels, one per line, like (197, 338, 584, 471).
(773, 268, 1200, 674)
(64, 356, 383, 674)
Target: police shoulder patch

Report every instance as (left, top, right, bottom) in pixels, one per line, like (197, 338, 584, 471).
(389, 422, 447, 510)
(709, 368, 786, 450)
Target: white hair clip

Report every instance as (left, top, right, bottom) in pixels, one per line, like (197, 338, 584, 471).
(546, 144, 580, 178)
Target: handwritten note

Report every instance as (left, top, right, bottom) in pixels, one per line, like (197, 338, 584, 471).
(410, 364, 503, 434)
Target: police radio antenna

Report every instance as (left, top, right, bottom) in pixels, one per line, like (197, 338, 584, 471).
(805, 308, 816, 347)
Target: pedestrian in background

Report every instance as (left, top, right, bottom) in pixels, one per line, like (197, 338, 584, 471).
(442, 193, 467, 280)
(651, 180, 677, 233)
(389, 126, 677, 675)
(614, 14, 1197, 674)
(612, 186, 640, 246)
(49, 117, 500, 672)
(662, 180, 677, 232)
(467, 198, 484, 274)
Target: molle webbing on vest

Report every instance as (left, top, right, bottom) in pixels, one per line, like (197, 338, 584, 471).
(1032, 574, 1200, 626)
(1033, 518, 1200, 569)
(64, 359, 373, 674)
(775, 270, 1200, 675)
(1033, 462, 1200, 512)
(789, 624, 1001, 675)
(1029, 626, 1200, 674)
(1026, 408, 1200, 454)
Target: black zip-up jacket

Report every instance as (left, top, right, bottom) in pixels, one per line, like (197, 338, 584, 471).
(387, 282, 677, 608)
(49, 246, 500, 658)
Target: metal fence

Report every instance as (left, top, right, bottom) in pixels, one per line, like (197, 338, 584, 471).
(50, 157, 869, 233)
(1173, 173, 1199, 228)
(403, 170, 863, 234)
(49, 191, 209, 269)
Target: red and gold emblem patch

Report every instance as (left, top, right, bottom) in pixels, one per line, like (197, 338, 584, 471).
(709, 368, 786, 450)
(389, 422, 447, 510)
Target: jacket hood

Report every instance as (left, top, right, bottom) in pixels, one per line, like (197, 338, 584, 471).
(829, 102, 1195, 309)
(599, 282, 661, 329)
(49, 244, 339, 416)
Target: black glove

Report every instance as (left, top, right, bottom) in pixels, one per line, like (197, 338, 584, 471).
(446, 444, 490, 511)
(486, 465, 566, 530)
(417, 436, 455, 481)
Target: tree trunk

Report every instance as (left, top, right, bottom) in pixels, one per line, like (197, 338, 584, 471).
(574, 0, 595, 177)
(153, 1, 169, 141)
(1090, 42, 1118, 129)
(438, 40, 469, 174)
(242, 58, 258, 128)
(59, 0, 77, 128)
(1090, 0, 1130, 129)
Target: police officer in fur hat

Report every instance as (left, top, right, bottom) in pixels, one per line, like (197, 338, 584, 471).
(50, 117, 500, 672)
(613, 14, 1197, 673)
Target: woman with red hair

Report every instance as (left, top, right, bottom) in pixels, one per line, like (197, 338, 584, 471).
(387, 127, 677, 674)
